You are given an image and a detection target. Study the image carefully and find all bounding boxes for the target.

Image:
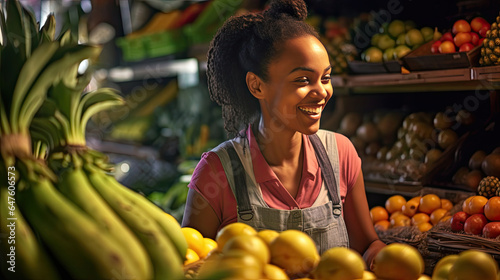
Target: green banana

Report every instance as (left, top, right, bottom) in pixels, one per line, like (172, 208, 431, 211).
(54, 153, 153, 280)
(84, 164, 184, 280)
(0, 186, 62, 280)
(16, 158, 140, 280)
(105, 175, 189, 260)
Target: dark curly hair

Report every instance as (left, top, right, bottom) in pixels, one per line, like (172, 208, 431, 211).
(207, 0, 319, 138)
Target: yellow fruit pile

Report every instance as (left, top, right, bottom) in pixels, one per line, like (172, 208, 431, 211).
(370, 194, 454, 233)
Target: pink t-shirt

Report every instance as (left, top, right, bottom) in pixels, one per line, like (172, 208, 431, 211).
(188, 127, 361, 232)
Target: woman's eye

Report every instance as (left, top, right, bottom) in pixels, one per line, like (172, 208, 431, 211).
(322, 74, 331, 83)
(295, 77, 309, 84)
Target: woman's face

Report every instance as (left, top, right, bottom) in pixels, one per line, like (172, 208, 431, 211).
(258, 35, 333, 136)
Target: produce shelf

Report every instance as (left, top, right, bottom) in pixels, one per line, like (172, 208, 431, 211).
(332, 66, 500, 94)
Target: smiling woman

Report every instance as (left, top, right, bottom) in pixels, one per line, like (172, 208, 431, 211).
(181, 0, 386, 269)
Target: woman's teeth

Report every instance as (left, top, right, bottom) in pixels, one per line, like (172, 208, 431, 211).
(299, 106, 322, 114)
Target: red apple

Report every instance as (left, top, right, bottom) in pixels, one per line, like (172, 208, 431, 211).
(450, 211, 470, 232)
(454, 32, 472, 47)
(470, 17, 489, 33)
(470, 32, 480, 45)
(431, 40, 442, 54)
(478, 26, 490, 37)
(439, 41, 456, 54)
(483, 222, 500, 239)
(452, 19, 471, 34)
(440, 32, 454, 42)
(478, 38, 486, 47)
(464, 213, 488, 235)
(459, 43, 474, 52)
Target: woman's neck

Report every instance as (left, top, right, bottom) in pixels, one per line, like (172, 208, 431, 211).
(252, 118, 303, 167)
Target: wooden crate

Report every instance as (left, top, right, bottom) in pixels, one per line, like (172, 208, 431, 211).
(402, 40, 481, 72)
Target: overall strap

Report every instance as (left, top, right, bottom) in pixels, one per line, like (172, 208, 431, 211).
(308, 134, 342, 216)
(224, 143, 255, 221)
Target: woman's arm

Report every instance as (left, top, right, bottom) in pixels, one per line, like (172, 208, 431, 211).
(182, 188, 221, 239)
(343, 171, 385, 269)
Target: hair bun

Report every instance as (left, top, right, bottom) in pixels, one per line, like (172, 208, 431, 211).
(265, 0, 308, 21)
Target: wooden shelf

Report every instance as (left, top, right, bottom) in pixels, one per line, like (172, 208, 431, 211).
(333, 66, 500, 94)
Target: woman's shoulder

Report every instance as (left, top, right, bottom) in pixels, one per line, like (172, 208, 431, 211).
(317, 129, 355, 148)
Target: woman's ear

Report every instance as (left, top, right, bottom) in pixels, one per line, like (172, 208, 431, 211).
(246, 72, 264, 99)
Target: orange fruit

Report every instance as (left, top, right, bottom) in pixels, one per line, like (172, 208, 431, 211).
(181, 227, 205, 257)
(374, 220, 391, 231)
(440, 215, 452, 225)
(484, 196, 500, 221)
(467, 195, 488, 215)
(419, 194, 442, 214)
(402, 196, 421, 217)
(215, 222, 257, 251)
(184, 248, 200, 265)
(390, 210, 404, 221)
(440, 199, 453, 211)
(411, 213, 430, 226)
(370, 206, 389, 224)
(222, 234, 270, 266)
(430, 208, 449, 225)
(462, 196, 474, 213)
(385, 195, 407, 214)
(417, 222, 433, 232)
(390, 214, 411, 228)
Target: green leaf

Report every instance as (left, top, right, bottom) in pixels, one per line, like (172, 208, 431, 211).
(22, 5, 40, 52)
(40, 14, 56, 43)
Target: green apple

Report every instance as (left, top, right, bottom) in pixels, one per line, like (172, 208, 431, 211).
(421, 27, 434, 42)
(394, 45, 412, 59)
(313, 247, 366, 280)
(388, 20, 406, 38)
(377, 34, 396, 50)
(363, 47, 383, 63)
(371, 33, 382, 46)
(383, 47, 396, 61)
(396, 33, 407, 45)
(406, 29, 425, 47)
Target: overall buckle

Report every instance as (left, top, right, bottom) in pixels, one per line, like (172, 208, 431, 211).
(238, 209, 254, 221)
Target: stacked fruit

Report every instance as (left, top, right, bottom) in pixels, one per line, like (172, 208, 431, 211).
(480, 12, 500, 66)
(188, 222, 433, 280)
(361, 20, 435, 63)
(452, 147, 500, 192)
(0, 2, 188, 279)
(431, 17, 490, 54)
(370, 194, 454, 233)
(449, 193, 500, 239)
(431, 249, 499, 280)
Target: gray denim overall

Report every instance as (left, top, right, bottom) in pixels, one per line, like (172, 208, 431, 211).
(213, 129, 349, 254)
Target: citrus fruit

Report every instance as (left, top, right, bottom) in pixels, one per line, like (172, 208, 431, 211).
(372, 243, 424, 280)
(215, 222, 257, 250)
(391, 214, 411, 228)
(374, 220, 391, 231)
(430, 208, 449, 225)
(419, 194, 442, 214)
(402, 196, 421, 217)
(385, 195, 407, 214)
(440, 199, 453, 211)
(199, 237, 218, 259)
(484, 196, 500, 221)
(467, 195, 488, 215)
(411, 213, 430, 225)
(263, 264, 289, 280)
(313, 247, 365, 280)
(218, 249, 263, 280)
(184, 248, 200, 265)
(222, 234, 270, 266)
(181, 227, 205, 257)
(257, 229, 280, 246)
(270, 229, 320, 276)
(462, 196, 474, 213)
(448, 250, 499, 280)
(370, 206, 389, 224)
(417, 222, 433, 232)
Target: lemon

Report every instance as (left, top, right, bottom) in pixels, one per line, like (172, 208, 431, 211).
(181, 227, 205, 257)
(215, 222, 257, 250)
